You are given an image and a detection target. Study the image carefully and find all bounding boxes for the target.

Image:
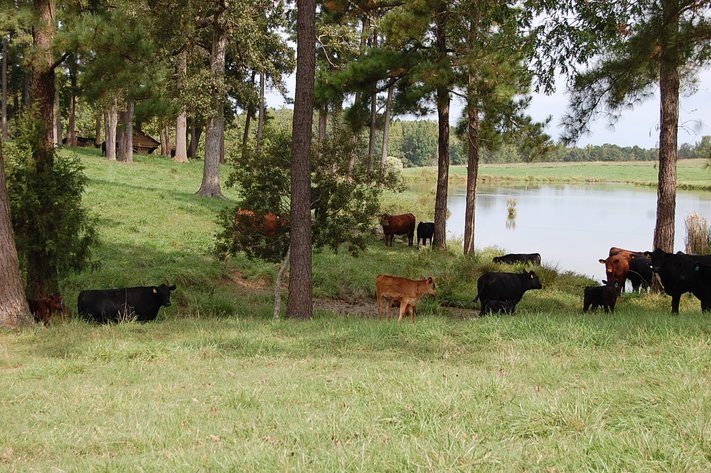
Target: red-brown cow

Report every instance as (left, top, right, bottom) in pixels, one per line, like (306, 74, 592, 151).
(234, 209, 288, 237)
(375, 274, 436, 322)
(380, 213, 416, 246)
(27, 294, 66, 325)
(599, 247, 643, 293)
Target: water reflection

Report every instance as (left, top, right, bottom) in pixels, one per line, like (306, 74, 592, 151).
(447, 184, 711, 279)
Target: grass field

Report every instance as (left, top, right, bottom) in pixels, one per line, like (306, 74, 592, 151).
(1, 148, 710, 471)
(404, 159, 711, 190)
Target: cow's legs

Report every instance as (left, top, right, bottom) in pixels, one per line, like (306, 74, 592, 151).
(671, 294, 681, 314)
(397, 301, 408, 322)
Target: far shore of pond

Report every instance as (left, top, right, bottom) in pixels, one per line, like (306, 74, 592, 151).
(403, 159, 711, 191)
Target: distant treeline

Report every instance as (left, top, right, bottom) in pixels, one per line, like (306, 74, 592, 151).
(384, 119, 711, 166)
(254, 110, 711, 168)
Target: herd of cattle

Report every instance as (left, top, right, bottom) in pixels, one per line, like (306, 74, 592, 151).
(23, 211, 711, 325)
(377, 213, 711, 321)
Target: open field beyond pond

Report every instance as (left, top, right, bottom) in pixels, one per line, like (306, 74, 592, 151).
(2, 148, 711, 471)
(405, 158, 711, 190)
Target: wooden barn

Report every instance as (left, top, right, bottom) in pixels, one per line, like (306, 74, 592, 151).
(133, 129, 160, 154)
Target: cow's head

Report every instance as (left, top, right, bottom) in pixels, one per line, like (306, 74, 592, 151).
(644, 248, 671, 273)
(153, 284, 177, 307)
(524, 270, 543, 290)
(425, 276, 437, 296)
(380, 214, 391, 227)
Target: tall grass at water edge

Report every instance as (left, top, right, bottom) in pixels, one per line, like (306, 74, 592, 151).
(1, 147, 710, 471)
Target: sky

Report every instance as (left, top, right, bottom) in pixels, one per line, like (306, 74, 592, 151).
(267, 67, 711, 149)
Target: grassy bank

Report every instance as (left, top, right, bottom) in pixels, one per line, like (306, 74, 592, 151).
(403, 159, 711, 190)
(2, 148, 711, 471)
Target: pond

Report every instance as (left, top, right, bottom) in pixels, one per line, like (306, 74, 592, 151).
(446, 184, 711, 280)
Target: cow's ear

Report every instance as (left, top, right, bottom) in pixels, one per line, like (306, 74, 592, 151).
(599, 259, 606, 264)
(427, 277, 433, 283)
(152, 288, 158, 294)
(169, 284, 176, 290)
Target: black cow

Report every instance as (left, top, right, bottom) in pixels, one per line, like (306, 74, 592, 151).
(78, 284, 177, 323)
(627, 254, 653, 292)
(583, 280, 619, 313)
(645, 249, 711, 313)
(417, 222, 435, 248)
(492, 253, 542, 265)
(474, 270, 542, 315)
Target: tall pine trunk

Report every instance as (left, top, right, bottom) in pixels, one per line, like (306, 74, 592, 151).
(287, 0, 316, 319)
(106, 100, 118, 161)
(433, 3, 450, 249)
(94, 111, 101, 147)
(367, 91, 377, 172)
(463, 71, 480, 255)
(256, 71, 266, 155)
(653, 0, 680, 254)
(0, 141, 32, 327)
(67, 54, 77, 146)
(2, 35, 8, 140)
(197, 3, 228, 198)
(53, 86, 61, 146)
(159, 126, 170, 156)
(27, 0, 59, 299)
(380, 84, 393, 170)
(117, 99, 134, 163)
(174, 50, 189, 162)
(241, 71, 256, 159)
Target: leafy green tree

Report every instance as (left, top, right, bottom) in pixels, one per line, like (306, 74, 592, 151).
(449, 0, 549, 254)
(538, 0, 711, 253)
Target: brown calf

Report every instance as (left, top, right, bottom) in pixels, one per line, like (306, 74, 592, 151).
(27, 294, 66, 325)
(375, 275, 436, 322)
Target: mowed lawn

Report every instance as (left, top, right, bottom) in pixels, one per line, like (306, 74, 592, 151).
(1, 148, 711, 471)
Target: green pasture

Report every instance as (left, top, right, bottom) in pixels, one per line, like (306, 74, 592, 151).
(2, 148, 711, 471)
(404, 159, 711, 190)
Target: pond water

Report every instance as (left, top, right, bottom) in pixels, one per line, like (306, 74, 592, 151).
(446, 184, 711, 280)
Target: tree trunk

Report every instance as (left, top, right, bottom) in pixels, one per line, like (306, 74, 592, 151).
(463, 73, 480, 255)
(53, 86, 61, 146)
(1, 35, 8, 140)
(67, 93, 76, 147)
(159, 126, 170, 156)
(117, 99, 133, 163)
(106, 100, 118, 161)
(189, 122, 202, 158)
(197, 5, 228, 198)
(241, 71, 256, 159)
(287, 0, 316, 320)
(94, 111, 101, 147)
(380, 84, 393, 170)
(433, 4, 450, 249)
(27, 0, 58, 299)
(367, 91, 377, 172)
(256, 71, 266, 155)
(318, 101, 327, 145)
(174, 50, 189, 162)
(273, 246, 290, 320)
(0, 142, 32, 327)
(67, 54, 77, 146)
(653, 0, 680, 254)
